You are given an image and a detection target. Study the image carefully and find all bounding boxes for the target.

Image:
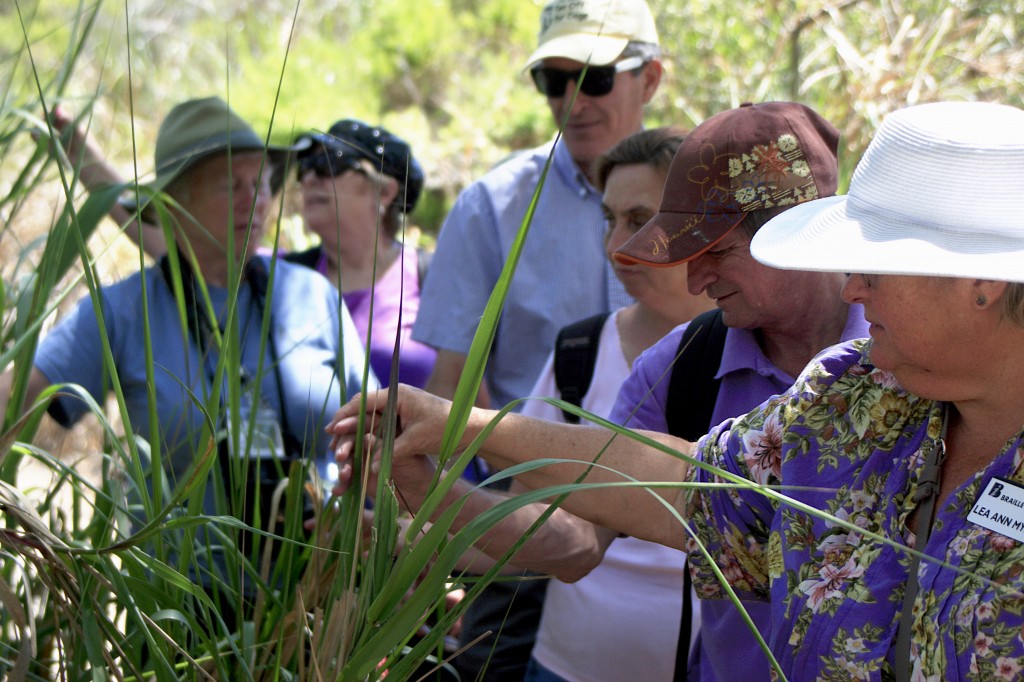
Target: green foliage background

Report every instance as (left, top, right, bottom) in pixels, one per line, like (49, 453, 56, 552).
(5, 0, 1023, 236)
(1, 1, 1023, 677)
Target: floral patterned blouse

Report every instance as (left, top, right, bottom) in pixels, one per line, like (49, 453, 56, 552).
(685, 339, 1024, 681)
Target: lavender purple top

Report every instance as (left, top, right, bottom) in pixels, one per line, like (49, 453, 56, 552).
(609, 304, 868, 682)
(284, 244, 436, 388)
(609, 305, 868, 434)
(340, 247, 437, 388)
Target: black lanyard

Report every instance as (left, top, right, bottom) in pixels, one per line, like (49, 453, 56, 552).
(894, 402, 949, 682)
(158, 253, 299, 457)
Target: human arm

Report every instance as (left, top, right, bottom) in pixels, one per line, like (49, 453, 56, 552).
(50, 106, 167, 259)
(422, 350, 492, 407)
(328, 385, 695, 551)
(377, 351, 620, 581)
(0, 366, 54, 427)
(384, 449, 617, 581)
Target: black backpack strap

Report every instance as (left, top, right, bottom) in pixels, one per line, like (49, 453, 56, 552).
(552, 312, 612, 424)
(665, 307, 728, 682)
(679, 564, 694, 681)
(665, 308, 727, 440)
(415, 246, 433, 289)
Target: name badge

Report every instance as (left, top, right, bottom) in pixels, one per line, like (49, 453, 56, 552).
(968, 477, 1024, 543)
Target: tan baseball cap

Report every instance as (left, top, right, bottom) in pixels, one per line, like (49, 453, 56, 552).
(524, 0, 660, 69)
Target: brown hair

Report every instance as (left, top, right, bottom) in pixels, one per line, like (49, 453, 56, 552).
(1003, 282, 1024, 327)
(593, 126, 688, 193)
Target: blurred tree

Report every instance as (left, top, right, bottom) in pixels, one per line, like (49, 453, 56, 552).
(649, 0, 1024, 184)
(3, 0, 1023, 233)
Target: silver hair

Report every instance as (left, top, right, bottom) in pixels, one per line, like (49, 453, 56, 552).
(621, 40, 661, 62)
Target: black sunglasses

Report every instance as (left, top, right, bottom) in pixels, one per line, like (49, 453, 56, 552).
(530, 56, 645, 99)
(296, 147, 365, 180)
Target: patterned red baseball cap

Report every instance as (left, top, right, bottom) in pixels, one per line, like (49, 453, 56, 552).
(614, 101, 839, 266)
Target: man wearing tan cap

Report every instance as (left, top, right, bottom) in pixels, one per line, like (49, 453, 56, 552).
(411, 0, 662, 677)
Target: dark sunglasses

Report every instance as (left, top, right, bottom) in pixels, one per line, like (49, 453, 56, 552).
(296, 147, 365, 180)
(530, 56, 645, 99)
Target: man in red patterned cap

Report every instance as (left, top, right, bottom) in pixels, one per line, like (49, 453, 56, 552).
(330, 101, 869, 682)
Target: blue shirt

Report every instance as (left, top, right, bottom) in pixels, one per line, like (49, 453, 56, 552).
(412, 138, 633, 408)
(35, 255, 375, 497)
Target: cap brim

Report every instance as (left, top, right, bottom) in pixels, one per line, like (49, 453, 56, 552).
(294, 131, 331, 148)
(157, 134, 303, 193)
(751, 195, 1024, 282)
(614, 209, 745, 267)
(294, 130, 373, 161)
(524, 35, 628, 69)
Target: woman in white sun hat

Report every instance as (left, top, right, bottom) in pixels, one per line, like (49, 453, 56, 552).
(329, 100, 1024, 680)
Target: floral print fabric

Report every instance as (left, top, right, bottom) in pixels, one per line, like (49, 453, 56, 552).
(685, 339, 1024, 680)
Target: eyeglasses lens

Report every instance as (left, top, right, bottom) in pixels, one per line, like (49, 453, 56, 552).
(531, 65, 616, 98)
(530, 57, 645, 99)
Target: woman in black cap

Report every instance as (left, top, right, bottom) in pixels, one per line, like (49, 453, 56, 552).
(290, 120, 435, 389)
(50, 108, 434, 389)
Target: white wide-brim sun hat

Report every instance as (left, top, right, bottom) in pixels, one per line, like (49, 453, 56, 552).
(751, 101, 1024, 284)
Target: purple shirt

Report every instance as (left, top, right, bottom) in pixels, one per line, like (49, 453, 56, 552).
(687, 338, 1024, 679)
(609, 304, 868, 682)
(342, 248, 437, 388)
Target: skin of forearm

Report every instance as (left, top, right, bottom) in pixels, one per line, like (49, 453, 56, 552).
(455, 488, 608, 582)
(394, 469, 607, 582)
(58, 124, 166, 259)
(461, 408, 694, 550)
(0, 366, 56, 429)
(59, 127, 122, 192)
(331, 388, 693, 555)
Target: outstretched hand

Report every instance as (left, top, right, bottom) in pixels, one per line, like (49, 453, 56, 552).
(327, 385, 466, 498)
(49, 105, 75, 133)
(39, 105, 82, 148)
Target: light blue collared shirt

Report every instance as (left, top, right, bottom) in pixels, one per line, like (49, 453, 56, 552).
(36, 255, 376, 494)
(413, 138, 633, 409)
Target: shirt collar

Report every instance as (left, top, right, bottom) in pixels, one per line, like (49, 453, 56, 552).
(717, 303, 869, 384)
(552, 137, 599, 198)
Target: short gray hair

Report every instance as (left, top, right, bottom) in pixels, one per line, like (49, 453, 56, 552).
(620, 40, 661, 62)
